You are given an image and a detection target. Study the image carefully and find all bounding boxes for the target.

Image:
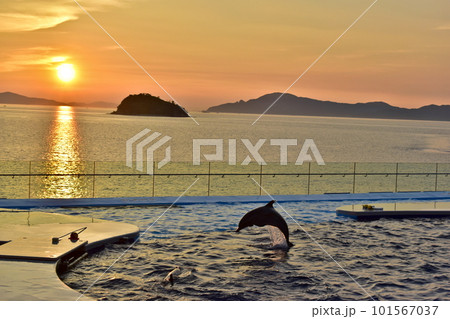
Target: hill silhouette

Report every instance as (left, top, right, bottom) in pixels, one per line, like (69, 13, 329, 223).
(206, 93, 450, 121)
(0, 91, 115, 108)
(0, 91, 64, 106)
(111, 93, 189, 117)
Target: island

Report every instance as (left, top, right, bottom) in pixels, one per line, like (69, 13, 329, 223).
(205, 93, 450, 121)
(111, 93, 189, 117)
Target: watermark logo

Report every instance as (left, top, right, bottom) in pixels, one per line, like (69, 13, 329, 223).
(126, 128, 172, 174)
(193, 138, 324, 165)
(126, 129, 325, 174)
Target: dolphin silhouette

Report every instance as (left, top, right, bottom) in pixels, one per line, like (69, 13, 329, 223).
(236, 200, 293, 247)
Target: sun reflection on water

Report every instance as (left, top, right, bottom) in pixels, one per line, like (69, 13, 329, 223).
(39, 105, 87, 198)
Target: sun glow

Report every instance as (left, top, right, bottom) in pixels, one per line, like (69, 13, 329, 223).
(56, 63, 76, 82)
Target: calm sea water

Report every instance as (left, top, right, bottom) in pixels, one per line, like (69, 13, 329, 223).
(0, 104, 449, 162)
(1, 104, 450, 300)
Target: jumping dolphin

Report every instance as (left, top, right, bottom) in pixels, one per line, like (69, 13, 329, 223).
(236, 200, 293, 247)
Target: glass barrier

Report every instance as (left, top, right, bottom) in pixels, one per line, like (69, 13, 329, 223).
(0, 161, 448, 199)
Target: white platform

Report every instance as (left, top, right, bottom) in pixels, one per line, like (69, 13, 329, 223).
(0, 211, 139, 301)
(337, 201, 450, 219)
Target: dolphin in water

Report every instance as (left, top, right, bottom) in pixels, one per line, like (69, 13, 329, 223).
(162, 267, 193, 286)
(236, 200, 293, 247)
(163, 267, 181, 286)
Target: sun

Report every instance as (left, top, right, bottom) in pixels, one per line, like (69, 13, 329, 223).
(56, 63, 76, 82)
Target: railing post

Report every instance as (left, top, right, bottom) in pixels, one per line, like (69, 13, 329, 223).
(394, 163, 399, 192)
(92, 161, 96, 198)
(28, 161, 31, 199)
(435, 163, 438, 192)
(307, 162, 311, 195)
(152, 161, 155, 197)
(259, 164, 263, 196)
(352, 162, 356, 194)
(207, 162, 211, 196)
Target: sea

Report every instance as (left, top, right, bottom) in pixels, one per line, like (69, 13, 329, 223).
(1, 104, 450, 300)
(0, 104, 449, 163)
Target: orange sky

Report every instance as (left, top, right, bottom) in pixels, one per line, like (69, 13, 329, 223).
(0, 0, 449, 110)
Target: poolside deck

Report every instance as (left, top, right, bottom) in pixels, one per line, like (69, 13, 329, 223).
(0, 191, 449, 209)
(0, 211, 139, 301)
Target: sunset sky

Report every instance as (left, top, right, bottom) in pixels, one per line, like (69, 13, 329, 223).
(0, 0, 449, 110)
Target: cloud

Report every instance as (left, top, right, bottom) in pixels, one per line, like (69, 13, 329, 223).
(0, 12, 77, 32)
(0, 0, 130, 32)
(0, 47, 69, 72)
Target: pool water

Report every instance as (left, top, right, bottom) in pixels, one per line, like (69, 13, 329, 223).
(56, 200, 450, 301)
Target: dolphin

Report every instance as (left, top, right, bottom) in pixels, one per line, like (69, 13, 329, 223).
(236, 200, 293, 247)
(163, 267, 181, 286)
(162, 267, 193, 286)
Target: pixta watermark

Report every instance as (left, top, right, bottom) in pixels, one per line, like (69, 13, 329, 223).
(126, 129, 325, 175)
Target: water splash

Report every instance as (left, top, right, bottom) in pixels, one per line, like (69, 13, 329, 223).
(266, 225, 289, 249)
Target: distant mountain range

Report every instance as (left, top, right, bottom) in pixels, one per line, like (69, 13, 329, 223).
(206, 93, 450, 121)
(0, 91, 116, 108)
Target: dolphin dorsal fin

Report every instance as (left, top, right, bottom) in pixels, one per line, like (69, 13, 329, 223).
(266, 200, 275, 207)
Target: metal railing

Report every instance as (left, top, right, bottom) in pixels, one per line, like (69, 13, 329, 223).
(0, 162, 449, 199)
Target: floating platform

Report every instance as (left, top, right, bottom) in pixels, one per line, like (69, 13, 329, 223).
(336, 202, 450, 220)
(0, 210, 139, 301)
